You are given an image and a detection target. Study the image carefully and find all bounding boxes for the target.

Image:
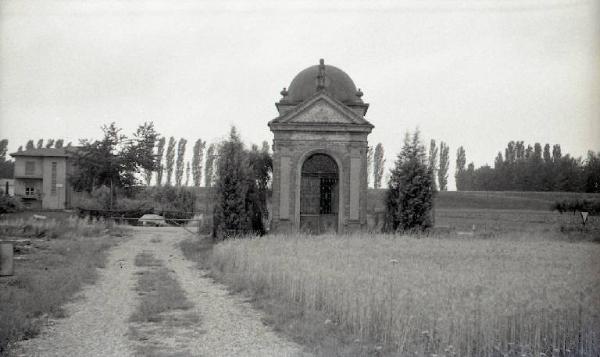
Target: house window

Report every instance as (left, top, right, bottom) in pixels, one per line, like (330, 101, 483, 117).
(25, 161, 35, 175)
(51, 162, 57, 195)
(25, 187, 35, 196)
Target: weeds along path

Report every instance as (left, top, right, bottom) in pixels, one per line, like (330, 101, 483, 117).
(138, 227, 309, 357)
(11, 227, 307, 357)
(10, 230, 141, 357)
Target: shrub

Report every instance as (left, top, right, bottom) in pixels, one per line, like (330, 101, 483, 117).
(0, 195, 23, 214)
(552, 199, 600, 215)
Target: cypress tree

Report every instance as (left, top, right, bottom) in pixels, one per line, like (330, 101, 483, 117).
(384, 130, 435, 232)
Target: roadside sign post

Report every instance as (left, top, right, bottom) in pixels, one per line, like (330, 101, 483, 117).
(580, 211, 589, 227)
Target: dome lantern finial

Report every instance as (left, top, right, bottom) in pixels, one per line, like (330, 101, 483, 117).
(356, 88, 363, 99)
(316, 58, 326, 91)
(280, 87, 288, 99)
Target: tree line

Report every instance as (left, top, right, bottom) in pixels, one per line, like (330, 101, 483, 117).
(455, 141, 600, 193)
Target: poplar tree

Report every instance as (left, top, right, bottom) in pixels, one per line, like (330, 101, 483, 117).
(45, 139, 55, 148)
(455, 146, 466, 190)
(55, 139, 64, 148)
(36, 139, 43, 149)
(373, 143, 385, 189)
(185, 162, 191, 186)
(175, 138, 187, 186)
(192, 139, 206, 187)
(438, 141, 449, 191)
(165, 137, 176, 186)
(428, 139, 438, 191)
(366, 146, 373, 187)
(155, 137, 166, 186)
(205, 144, 216, 187)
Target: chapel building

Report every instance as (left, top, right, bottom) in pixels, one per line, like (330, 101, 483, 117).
(269, 59, 374, 234)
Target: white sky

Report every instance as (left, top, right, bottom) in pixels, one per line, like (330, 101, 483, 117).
(1, 0, 599, 189)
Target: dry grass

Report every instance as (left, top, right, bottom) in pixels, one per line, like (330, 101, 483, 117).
(0, 215, 128, 239)
(0, 218, 127, 355)
(205, 233, 600, 356)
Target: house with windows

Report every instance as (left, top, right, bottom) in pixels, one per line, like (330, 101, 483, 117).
(10, 148, 76, 209)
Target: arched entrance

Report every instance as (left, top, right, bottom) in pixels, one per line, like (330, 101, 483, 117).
(299, 153, 339, 234)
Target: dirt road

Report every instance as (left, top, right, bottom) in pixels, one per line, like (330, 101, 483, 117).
(12, 227, 307, 357)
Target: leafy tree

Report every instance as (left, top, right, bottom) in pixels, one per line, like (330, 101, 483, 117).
(36, 139, 43, 149)
(583, 151, 600, 193)
(155, 137, 166, 186)
(438, 141, 450, 191)
(45, 139, 55, 148)
(55, 139, 64, 148)
(70, 123, 157, 198)
(373, 143, 385, 189)
(205, 144, 216, 187)
(0, 140, 7, 160)
(192, 139, 206, 187)
(0, 139, 14, 178)
(384, 129, 435, 232)
(26, 140, 34, 150)
(17, 146, 23, 152)
(175, 138, 187, 186)
(428, 139, 438, 190)
(366, 145, 373, 187)
(165, 137, 176, 186)
(133, 122, 159, 186)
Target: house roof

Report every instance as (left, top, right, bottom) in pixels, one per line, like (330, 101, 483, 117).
(10, 147, 77, 158)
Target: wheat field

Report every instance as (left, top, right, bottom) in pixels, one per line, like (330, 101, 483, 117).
(208, 234, 600, 356)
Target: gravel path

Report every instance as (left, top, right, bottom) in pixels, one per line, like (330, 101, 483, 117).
(11, 233, 140, 357)
(12, 227, 308, 357)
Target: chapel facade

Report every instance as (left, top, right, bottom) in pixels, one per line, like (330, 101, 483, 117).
(269, 59, 374, 234)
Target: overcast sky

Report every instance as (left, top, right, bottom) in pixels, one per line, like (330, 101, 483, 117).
(1, 0, 598, 189)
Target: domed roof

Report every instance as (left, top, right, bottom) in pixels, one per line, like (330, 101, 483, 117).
(284, 59, 363, 104)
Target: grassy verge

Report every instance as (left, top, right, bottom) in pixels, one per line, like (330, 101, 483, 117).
(0, 217, 128, 355)
(129, 251, 199, 356)
(181, 233, 600, 357)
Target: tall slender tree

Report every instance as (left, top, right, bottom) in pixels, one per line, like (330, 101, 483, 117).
(165, 137, 176, 186)
(205, 144, 216, 187)
(55, 139, 64, 148)
(428, 139, 438, 190)
(366, 146, 373, 187)
(192, 139, 206, 187)
(155, 137, 166, 186)
(438, 141, 450, 191)
(175, 138, 187, 186)
(36, 139, 43, 149)
(185, 162, 191, 186)
(26, 140, 34, 150)
(373, 143, 385, 189)
(132, 122, 159, 186)
(455, 146, 466, 190)
(45, 139, 55, 148)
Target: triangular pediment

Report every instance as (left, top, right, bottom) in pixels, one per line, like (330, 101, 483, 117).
(272, 92, 372, 127)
